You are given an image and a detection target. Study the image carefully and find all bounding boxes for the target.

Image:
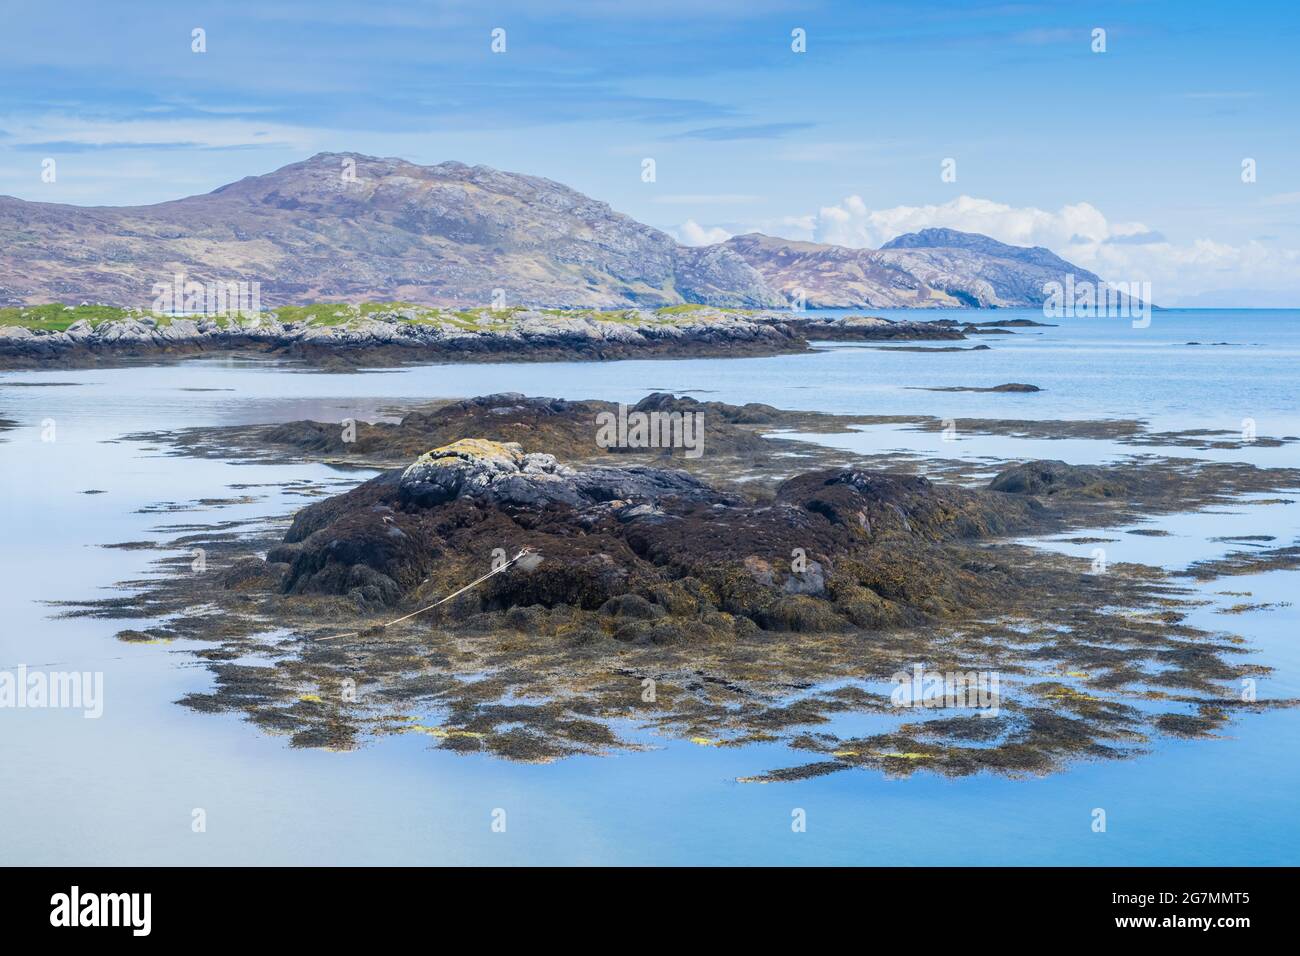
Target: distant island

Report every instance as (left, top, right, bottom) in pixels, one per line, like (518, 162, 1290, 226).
(0, 153, 1112, 311)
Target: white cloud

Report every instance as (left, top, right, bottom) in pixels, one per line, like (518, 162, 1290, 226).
(1067, 237, 1300, 306)
(677, 194, 1300, 305)
(813, 194, 1118, 249)
(675, 219, 734, 246)
(673, 213, 814, 247)
(807, 194, 1300, 305)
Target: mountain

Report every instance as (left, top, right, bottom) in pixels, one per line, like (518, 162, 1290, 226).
(0, 153, 779, 310)
(724, 228, 1111, 308)
(879, 228, 1105, 307)
(0, 153, 1103, 310)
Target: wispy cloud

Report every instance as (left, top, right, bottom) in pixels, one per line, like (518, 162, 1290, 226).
(0, 115, 318, 153)
(774, 141, 898, 162)
(1104, 231, 1167, 245)
(652, 193, 763, 204)
(665, 122, 814, 141)
(1182, 91, 1260, 100)
(1007, 27, 1078, 45)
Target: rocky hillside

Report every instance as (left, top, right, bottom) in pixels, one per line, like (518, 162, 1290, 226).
(0, 153, 780, 311)
(0, 153, 1104, 310)
(725, 228, 1111, 308)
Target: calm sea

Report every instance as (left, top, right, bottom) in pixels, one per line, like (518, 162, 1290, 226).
(1, 308, 1296, 864)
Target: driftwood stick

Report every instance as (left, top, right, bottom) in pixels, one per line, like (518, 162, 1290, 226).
(316, 547, 536, 642)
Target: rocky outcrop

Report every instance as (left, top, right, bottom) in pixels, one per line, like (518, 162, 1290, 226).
(781, 314, 965, 341)
(397, 438, 725, 511)
(399, 439, 575, 508)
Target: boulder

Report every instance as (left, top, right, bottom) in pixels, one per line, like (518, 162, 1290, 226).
(400, 438, 580, 509)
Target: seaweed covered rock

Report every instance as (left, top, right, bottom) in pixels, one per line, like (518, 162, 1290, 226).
(779, 469, 1037, 540)
(989, 460, 1125, 498)
(260, 439, 1043, 634)
(263, 394, 602, 461)
(251, 392, 791, 465)
(628, 391, 780, 424)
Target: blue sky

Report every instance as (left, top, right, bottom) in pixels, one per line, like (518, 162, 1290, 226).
(2, 0, 1297, 304)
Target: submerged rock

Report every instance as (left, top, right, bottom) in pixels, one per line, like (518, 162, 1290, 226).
(919, 382, 1042, 393)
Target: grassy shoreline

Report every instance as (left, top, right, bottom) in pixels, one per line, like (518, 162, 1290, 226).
(0, 302, 971, 371)
(0, 301, 742, 333)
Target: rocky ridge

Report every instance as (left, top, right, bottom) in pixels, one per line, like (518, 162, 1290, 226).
(724, 228, 1115, 309)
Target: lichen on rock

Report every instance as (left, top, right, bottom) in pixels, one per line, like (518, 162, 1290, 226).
(400, 438, 578, 508)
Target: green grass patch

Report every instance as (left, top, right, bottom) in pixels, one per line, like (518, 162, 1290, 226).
(0, 304, 135, 331)
(272, 304, 357, 327)
(653, 303, 711, 315)
(0, 301, 756, 334)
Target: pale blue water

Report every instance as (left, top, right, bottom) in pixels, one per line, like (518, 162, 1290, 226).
(1, 308, 1297, 864)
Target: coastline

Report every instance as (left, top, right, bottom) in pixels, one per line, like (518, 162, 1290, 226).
(0, 304, 969, 371)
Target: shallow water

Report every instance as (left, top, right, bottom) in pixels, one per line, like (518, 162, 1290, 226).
(1, 308, 1297, 864)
